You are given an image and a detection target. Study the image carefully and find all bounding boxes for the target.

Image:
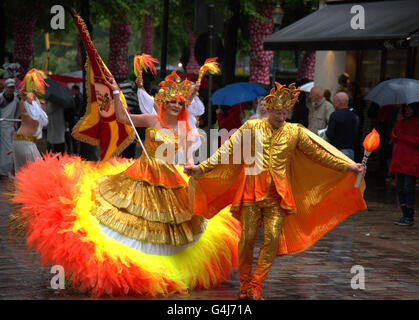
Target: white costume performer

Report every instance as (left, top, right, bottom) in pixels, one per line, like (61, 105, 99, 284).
(13, 98, 48, 171)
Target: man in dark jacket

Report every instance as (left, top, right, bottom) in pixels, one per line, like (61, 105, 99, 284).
(326, 92, 359, 160)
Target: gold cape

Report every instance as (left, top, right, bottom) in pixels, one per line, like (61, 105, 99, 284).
(189, 122, 367, 256)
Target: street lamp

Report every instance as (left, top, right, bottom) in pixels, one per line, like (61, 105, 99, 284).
(272, 3, 284, 27)
(271, 2, 284, 86)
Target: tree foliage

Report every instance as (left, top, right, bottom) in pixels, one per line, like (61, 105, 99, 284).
(2, 0, 320, 76)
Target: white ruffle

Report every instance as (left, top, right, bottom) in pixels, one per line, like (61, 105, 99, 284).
(99, 220, 208, 256)
(24, 99, 48, 128)
(137, 88, 157, 115)
(34, 123, 43, 140)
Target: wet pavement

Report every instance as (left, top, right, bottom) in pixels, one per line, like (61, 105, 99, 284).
(0, 171, 418, 300)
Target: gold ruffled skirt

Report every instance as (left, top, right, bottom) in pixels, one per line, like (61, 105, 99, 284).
(92, 161, 206, 247)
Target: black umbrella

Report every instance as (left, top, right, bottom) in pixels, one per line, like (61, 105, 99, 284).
(43, 78, 75, 109)
(365, 78, 419, 106)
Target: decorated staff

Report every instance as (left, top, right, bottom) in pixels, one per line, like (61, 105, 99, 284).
(355, 128, 380, 188)
(133, 53, 159, 85)
(126, 53, 161, 160)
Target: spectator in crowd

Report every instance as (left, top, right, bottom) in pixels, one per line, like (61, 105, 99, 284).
(0, 79, 20, 178)
(376, 104, 398, 174)
(289, 90, 309, 128)
(390, 103, 419, 226)
(215, 103, 245, 148)
(216, 102, 245, 132)
(249, 97, 268, 120)
(324, 89, 332, 103)
(307, 86, 334, 135)
(347, 81, 366, 161)
(336, 73, 354, 107)
(248, 98, 258, 120)
(46, 99, 66, 155)
(326, 92, 359, 160)
(64, 85, 82, 155)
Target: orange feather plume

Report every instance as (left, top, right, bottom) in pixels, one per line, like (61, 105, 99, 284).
(20, 68, 49, 96)
(198, 57, 220, 83)
(134, 53, 159, 76)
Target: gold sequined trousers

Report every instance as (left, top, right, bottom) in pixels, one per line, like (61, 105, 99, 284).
(238, 199, 285, 288)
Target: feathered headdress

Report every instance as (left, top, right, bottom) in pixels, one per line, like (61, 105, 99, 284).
(20, 68, 49, 96)
(264, 82, 301, 111)
(155, 70, 193, 107)
(154, 70, 193, 135)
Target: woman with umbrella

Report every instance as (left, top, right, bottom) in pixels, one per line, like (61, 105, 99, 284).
(366, 78, 419, 226)
(390, 102, 419, 226)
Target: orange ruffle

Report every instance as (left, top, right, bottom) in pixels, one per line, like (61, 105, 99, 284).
(124, 156, 187, 188)
(231, 171, 295, 213)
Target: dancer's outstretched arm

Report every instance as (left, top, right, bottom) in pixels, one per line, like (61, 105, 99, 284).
(106, 77, 157, 128)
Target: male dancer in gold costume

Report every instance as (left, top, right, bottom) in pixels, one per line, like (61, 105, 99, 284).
(184, 83, 366, 300)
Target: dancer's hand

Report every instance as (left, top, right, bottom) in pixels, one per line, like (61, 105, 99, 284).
(348, 163, 366, 175)
(106, 77, 120, 92)
(136, 75, 143, 88)
(184, 164, 203, 176)
(18, 90, 27, 100)
(189, 82, 200, 98)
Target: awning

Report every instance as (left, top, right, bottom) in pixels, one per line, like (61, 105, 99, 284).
(264, 0, 419, 51)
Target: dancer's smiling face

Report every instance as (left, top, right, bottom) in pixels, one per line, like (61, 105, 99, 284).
(166, 98, 183, 117)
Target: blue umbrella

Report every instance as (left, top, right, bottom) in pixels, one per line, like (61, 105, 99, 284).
(365, 78, 419, 106)
(211, 82, 266, 106)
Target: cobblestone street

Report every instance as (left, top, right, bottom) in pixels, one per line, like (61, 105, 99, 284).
(0, 173, 418, 300)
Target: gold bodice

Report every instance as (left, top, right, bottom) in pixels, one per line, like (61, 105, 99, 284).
(140, 127, 180, 162)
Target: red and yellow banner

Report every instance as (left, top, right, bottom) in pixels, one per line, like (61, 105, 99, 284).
(71, 10, 134, 161)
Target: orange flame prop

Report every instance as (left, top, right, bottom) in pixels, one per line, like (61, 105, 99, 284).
(134, 53, 159, 77)
(355, 128, 381, 188)
(198, 57, 220, 83)
(363, 128, 380, 152)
